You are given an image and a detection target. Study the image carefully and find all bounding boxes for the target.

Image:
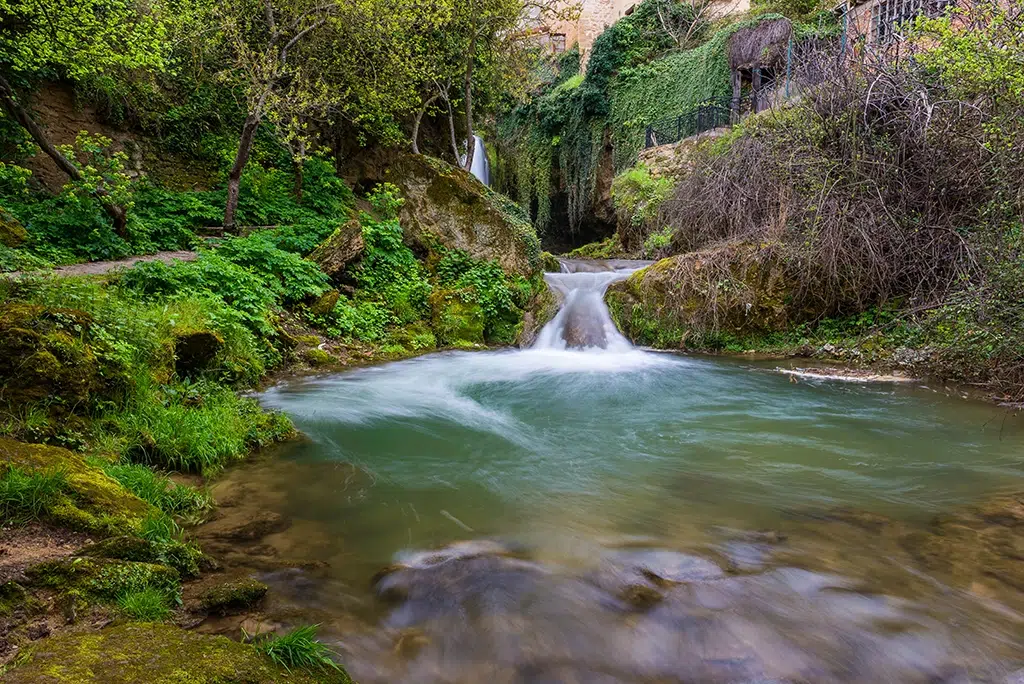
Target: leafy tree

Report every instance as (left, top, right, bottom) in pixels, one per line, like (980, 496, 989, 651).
(0, 0, 168, 234)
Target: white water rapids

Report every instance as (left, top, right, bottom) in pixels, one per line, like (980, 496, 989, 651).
(533, 258, 650, 351)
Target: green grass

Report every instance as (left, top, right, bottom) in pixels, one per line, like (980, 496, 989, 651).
(101, 463, 211, 516)
(252, 624, 342, 674)
(117, 587, 173, 621)
(0, 467, 69, 524)
(114, 380, 294, 474)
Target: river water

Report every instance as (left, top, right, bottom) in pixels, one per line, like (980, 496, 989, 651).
(204, 260, 1024, 683)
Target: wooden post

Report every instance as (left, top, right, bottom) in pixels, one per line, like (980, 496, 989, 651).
(731, 70, 742, 123)
(752, 67, 762, 113)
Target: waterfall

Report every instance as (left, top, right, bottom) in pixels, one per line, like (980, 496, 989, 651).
(468, 135, 491, 186)
(533, 258, 650, 351)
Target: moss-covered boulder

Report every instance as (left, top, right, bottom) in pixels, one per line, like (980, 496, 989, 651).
(0, 438, 152, 535)
(0, 205, 27, 248)
(25, 557, 180, 602)
(4, 622, 349, 683)
(540, 251, 562, 273)
(605, 241, 795, 349)
(200, 578, 268, 615)
(309, 218, 365, 280)
(516, 281, 562, 348)
(384, 155, 540, 278)
(429, 289, 485, 347)
(172, 329, 225, 377)
(79, 536, 204, 578)
(0, 304, 130, 410)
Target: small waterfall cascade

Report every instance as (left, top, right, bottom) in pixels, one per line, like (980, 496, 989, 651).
(533, 258, 650, 351)
(468, 135, 491, 186)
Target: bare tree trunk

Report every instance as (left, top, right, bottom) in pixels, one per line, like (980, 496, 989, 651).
(411, 93, 440, 155)
(292, 138, 306, 201)
(462, 31, 478, 172)
(446, 97, 461, 164)
(224, 111, 261, 232)
(0, 75, 128, 237)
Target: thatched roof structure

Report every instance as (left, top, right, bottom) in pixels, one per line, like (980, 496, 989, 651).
(728, 18, 793, 70)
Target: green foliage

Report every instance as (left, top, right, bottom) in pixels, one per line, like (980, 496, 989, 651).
(642, 226, 674, 257)
(251, 624, 342, 675)
(101, 463, 211, 517)
(347, 185, 431, 328)
(0, 467, 69, 524)
(566, 236, 623, 259)
(611, 164, 673, 227)
(118, 587, 173, 621)
(435, 248, 528, 342)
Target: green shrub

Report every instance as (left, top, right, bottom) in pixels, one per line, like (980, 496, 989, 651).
(435, 248, 527, 342)
(118, 587, 173, 621)
(251, 624, 342, 675)
(0, 467, 69, 524)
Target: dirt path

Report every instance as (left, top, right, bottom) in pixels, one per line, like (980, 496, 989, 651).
(4, 250, 197, 278)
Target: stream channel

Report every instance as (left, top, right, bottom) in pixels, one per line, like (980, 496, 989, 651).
(198, 259, 1024, 683)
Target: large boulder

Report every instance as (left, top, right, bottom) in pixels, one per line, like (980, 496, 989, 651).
(384, 155, 540, 278)
(308, 218, 364, 280)
(0, 304, 130, 408)
(605, 241, 795, 349)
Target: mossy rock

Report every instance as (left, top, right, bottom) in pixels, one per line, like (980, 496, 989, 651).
(79, 536, 204, 579)
(310, 289, 341, 316)
(387, 321, 437, 352)
(605, 242, 795, 350)
(4, 622, 350, 683)
(172, 329, 225, 377)
(0, 303, 130, 409)
(384, 154, 540, 278)
(0, 205, 27, 248)
(200, 578, 268, 615)
(25, 557, 180, 602)
(0, 581, 44, 617)
(302, 347, 332, 366)
(429, 289, 485, 347)
(540, 251, 562, 273)
(516, 281, 562, 348)
(309, 219, 365, 280)
(0, 438, 153, 536)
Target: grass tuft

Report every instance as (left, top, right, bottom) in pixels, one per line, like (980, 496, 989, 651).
(102, 463, 211, 517)
(117, 587, 173, 621)
(251, 624, 341, 673)
(0, 467, 69, 524)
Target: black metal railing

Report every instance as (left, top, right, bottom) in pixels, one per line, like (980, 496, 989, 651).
(643, 94, 760, 149)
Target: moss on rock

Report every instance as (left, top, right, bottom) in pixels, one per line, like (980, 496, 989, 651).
(605, 241, 795, 350)
(4, 622, 350, 683)
(79, 536, 204, 578)
(429, 289, 485, 347)
(200, 578, 268, 615)
(309, 219, 365, 280)
(0, 438, 153, 536)
(384, 155, 540, 278)
(0, 205, 27, 248)
(25, 557, 180, 602)
(302, 347, 332, 366)
(0, 303, 130, 410)
(515, 280, 562, 348)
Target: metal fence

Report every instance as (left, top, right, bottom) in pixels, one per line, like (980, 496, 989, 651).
(643, 95, 760, 150)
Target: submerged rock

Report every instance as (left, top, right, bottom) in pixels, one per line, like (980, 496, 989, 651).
(200, 578, 269, 615)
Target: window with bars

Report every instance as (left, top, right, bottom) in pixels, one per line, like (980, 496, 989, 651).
(872, 0, 956, 43)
